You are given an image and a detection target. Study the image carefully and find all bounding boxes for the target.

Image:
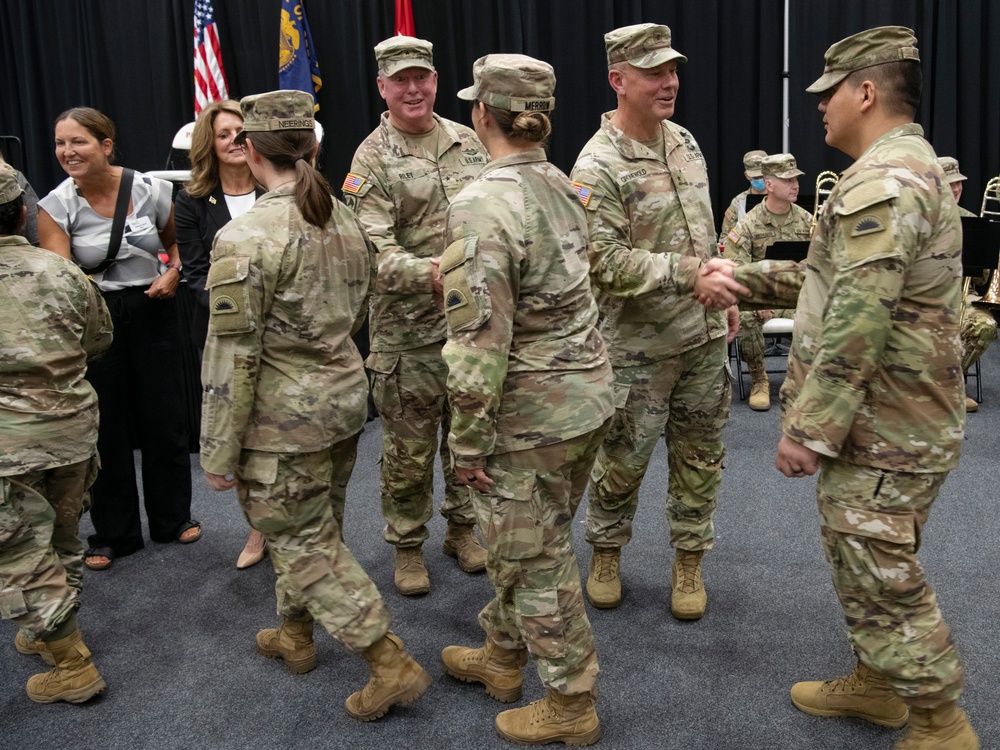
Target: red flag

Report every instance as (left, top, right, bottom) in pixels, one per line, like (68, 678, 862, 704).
(395, 0, 415, 36)
(194, 0, 229, 116)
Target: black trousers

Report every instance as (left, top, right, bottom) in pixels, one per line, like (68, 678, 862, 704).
(86, 287, 192, 556)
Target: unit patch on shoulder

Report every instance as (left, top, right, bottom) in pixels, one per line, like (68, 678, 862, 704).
(213, 296, 239, 314)
(573, 182, 593, 207)
(851, 214, 885, 236)
(342, 173, 366, 194)
(446, 289, 468, 311)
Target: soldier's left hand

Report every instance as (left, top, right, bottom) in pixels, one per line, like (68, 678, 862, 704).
(775, 436, 819, 478)
(455, 467, 493, 492)
(726, 305, 739, 342)
(205, 470, 238, 491)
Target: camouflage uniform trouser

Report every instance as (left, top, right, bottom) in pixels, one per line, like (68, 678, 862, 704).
(961, 305, 997, 373)
(369, 342, 477, 547)
(586, 337, 731, 551)
(475, 423, 610, 696)
(817, 458, 964, 706)
(738, 308, 795, 378)
(0, 456, 97, 640)
(236, 434, 391, 653)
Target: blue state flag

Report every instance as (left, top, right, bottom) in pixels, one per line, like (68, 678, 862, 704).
(279, 0, 322, 110)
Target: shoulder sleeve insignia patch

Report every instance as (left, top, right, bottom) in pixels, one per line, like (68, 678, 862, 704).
(851, 214, 886, 236)
(212, 296, 239, 314)
(342, 173, 367, 194)
(446, 289, 468, 311)
(572, 182, 593, 207)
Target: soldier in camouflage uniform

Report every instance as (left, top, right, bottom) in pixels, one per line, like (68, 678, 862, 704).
(718, 149, 768, 245)
(939, 157, 997, 413)
(437, 55, 613, 746)
(570, 23, 747, 619)
(0, 163, 113, 704)
(724, 152, 812, 411)
(766, 28, 979, 749)
(341, 36, 488, 596)
(200, 91, 430, 721)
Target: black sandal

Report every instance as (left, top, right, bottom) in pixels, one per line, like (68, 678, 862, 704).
(84, 547, 115, 571)
(176, 520, 202, 544)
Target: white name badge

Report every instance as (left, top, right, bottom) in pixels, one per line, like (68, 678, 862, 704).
(127, 216, 154, 233)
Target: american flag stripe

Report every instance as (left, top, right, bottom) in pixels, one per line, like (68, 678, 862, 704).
(194, 0, 229, 115)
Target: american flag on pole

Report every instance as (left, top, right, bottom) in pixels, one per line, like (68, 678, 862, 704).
(194, 0, 229, 116)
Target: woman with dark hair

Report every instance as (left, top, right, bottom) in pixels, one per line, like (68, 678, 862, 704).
(200, 90, 430, 721)
(175, 99, 265, 569)
(438, 55, 613, 745)
(37, 107, 199, 572)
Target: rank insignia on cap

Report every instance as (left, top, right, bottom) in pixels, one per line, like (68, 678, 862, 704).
(852, 215, 885, 236)
(213, 296, 239, 314)
(573, 182, 593, 207)
(727, 229, 741, 244)
(342, 173, 366, 194)
(446, 289, 468, 310)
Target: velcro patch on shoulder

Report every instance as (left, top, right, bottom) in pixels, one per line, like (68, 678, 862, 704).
(851, 214, 886, 237)
(212, 295, 239, 314)
(341, 173, 367, 194)
(835, 177, 899, 216)
(445, 288, 469, 312)
(572, 182, 594, 207)
(727, 228, 741, 244)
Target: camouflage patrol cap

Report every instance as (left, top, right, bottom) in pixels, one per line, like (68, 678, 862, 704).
(374, 36, 435, 77)
(605, 23, 687, 69)
(806, 26, 919, 94)
(235, 90, 315, 144)
(938, 157, 967, 183)
(0, 163, 23, 205)
(743, 150, 768, 178)
(457, 54, 556, 112)
(761, 153, 805, 179)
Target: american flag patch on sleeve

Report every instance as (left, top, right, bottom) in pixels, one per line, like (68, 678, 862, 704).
(572, 182, 593, 207)
(342, 173, 366, 194)
(727, 229, 741, 244)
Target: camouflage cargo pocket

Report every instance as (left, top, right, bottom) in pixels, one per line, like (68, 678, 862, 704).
(0, 478, 33, 548)
(599, 381, 635, 461)
(483, 463, 542, 561)
(514, 587, 568, 659)
(0, 587, 28, 619)
(366, 351, 402, 421)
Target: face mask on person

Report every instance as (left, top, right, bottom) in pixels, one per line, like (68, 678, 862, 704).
(750, 178, 766, 191)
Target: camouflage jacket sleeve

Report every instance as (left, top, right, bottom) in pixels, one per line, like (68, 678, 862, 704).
(440, 198, 518, 470)
(717, 195, 741, 246)
(724, 218, 754, 266)
(570, 160, 702, 298)
(782, 179, 906, 457)
(199, 240, 271, 475)
(81, 276, 113, 360)
(346, 152, 434, 297)
(732, 259, 803, 310)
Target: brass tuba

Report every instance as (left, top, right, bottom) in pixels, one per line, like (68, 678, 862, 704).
(811, 171, 840, 236)
(976, 176, 1000, 306)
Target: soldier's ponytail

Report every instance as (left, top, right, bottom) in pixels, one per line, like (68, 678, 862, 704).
(246, 130, 333, 229)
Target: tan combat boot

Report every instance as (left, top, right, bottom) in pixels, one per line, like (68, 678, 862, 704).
(586, 547, 621, 609)
(442, 522, 487, 573)
(749, 373, 771, 411)
(790, 661, 908, 727)
(15, 630, 55, 666)
(25, 630, 106, 704)
(394, 546, 430, 596)
(256, 616, 317, 674)
(441, 638, 528, 702)
(345, 633, 432, 721)
(495, 689, 601, 746)
(894, 702, 979, 749)
(965, 396, 978, 413)
(671, 548, 707, 620)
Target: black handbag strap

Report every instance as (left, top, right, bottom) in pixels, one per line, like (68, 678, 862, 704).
(80, 168, 134, 275)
